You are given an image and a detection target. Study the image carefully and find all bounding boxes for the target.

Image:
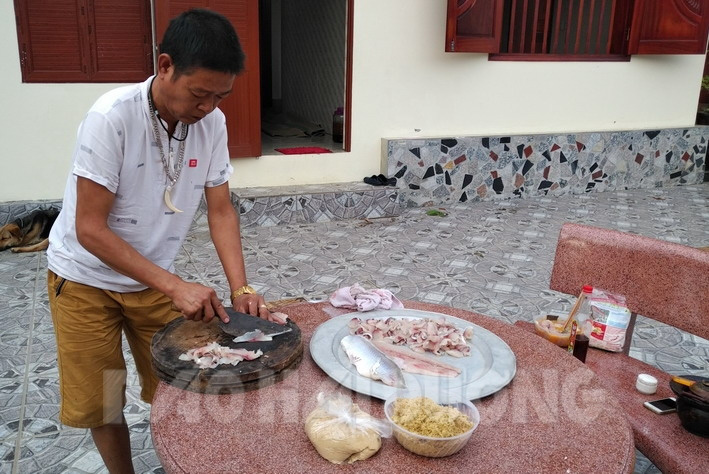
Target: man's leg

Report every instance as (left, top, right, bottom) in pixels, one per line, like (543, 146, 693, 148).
(120, 288, 181, 403)
(90, 413, 135, 474)
(47, 271, 131, 470)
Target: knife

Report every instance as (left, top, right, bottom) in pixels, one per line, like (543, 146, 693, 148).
(219, 307, 292, 338)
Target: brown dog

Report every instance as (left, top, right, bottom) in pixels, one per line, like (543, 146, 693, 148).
(0, 208, 60, 253)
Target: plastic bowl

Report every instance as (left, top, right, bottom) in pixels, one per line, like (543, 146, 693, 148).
(384, 390, 479, 458)
(534, 312, 573, 347)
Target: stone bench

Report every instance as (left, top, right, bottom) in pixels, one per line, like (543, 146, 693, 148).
(516, 222, 709, 473)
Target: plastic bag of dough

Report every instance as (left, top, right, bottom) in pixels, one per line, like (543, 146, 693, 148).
(305, 391, 392, 464)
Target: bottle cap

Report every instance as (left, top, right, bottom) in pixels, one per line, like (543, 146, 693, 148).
(636, 373, 658, 394)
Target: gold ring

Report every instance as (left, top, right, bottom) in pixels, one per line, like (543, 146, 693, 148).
(259, 304, 267, 308)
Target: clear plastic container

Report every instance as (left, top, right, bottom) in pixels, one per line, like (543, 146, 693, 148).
(384, 389, 479, 458)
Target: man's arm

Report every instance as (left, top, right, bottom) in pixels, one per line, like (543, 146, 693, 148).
(75, 176, 228, 322)
(204, 182, 268, 318)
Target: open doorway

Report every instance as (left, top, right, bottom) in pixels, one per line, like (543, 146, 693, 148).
(258, 0, 348, 156)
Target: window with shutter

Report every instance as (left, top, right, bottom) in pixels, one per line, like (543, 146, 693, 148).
(446, 0, 709, 59)
(14, 0, 152, 83)
(629, 0, 709, 54)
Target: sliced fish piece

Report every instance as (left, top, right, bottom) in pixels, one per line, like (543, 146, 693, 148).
(219, 307, 292, 338)
(232, 329, 273, 343)
(371, 339, 461, 378)
(340, 335, 406, 388)
(179, 342, 263, 369)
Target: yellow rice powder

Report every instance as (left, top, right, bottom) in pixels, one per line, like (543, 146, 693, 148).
(391, 397, 473, 438)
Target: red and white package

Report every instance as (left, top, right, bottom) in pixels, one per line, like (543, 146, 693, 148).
(582, 288, 632, 352)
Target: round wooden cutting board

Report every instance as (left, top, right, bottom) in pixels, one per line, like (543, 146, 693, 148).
(151, 316, 302, 394)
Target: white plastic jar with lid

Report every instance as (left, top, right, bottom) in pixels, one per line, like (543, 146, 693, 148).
(636, 373, 658, 394)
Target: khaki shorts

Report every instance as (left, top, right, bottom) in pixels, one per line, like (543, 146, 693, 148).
(47, 270, 179, 428)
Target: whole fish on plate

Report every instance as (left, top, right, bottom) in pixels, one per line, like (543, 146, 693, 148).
(340, 335, 406, 388)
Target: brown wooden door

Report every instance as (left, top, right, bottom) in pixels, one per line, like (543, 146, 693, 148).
(155, 1, 261, 158)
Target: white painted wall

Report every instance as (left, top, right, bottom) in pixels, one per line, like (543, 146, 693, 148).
(1, 0, 705, 202)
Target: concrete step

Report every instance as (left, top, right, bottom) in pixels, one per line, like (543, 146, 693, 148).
(232, 182, 402, 227)
(0, 183, 402, 229)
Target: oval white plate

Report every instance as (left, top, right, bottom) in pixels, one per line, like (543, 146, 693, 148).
(309, 309, 517, 401)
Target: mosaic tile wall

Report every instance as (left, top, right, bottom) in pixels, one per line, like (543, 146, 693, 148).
(2, 128, 706, 227)
(0, 200, 61, 227)
(386, 127, 709, 207)
(233, 182, 402, 227)
(0, 185, 402, 229)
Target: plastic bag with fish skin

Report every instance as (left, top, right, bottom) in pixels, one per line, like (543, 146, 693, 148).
(305, 391, 392, 464)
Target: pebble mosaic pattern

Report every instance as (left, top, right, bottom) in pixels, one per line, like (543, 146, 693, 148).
(2, 183, 708, 472)
(387, 127, 708, 207)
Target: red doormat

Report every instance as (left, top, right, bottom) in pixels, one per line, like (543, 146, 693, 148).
(275, 146, 332, 155)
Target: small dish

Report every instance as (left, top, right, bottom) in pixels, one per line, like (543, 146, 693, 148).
(534, 311, 575, 347)
(384, 388, 479, 457)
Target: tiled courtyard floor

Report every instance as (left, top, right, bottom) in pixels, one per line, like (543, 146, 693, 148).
(1, 183, 708, 473)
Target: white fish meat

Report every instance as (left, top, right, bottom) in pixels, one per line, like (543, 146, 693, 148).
(232, 329, 273, 343)
(179, 341, 263, 369)
(340, 335, 406, 388)
(371, 339, 461, 378)
(268, 311, 290, 324)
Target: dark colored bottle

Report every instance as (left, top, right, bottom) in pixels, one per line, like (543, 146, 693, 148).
(572, 334, 589, 363)
(332, 107, 344, 143)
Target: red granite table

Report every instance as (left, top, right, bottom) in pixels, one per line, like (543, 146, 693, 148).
(150, 302, 635, 473)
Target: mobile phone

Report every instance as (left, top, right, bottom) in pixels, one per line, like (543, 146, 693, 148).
(643, 397, 677, 414)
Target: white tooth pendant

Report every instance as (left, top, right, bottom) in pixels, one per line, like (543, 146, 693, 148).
(164, 185, 183, 213)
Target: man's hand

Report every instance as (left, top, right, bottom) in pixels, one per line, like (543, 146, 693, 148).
(171, 282, 229, 323)
(232, 293, 270, 319)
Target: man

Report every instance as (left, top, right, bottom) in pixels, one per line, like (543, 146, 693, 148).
(47, 9, 266, 473)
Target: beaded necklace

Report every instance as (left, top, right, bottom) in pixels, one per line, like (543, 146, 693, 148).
(147, 77, 188, 213)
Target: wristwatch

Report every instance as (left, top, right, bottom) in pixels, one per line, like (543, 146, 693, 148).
(230, 285, 256, 301)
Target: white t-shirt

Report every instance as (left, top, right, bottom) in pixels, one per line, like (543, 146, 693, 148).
(48, 76, 234, 292)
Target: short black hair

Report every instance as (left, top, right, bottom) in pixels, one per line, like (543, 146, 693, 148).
(160, 8, 245, 76)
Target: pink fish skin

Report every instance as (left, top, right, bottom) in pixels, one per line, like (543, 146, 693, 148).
(371, 339, 461, 378)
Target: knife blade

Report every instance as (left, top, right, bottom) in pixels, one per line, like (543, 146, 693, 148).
(218, 307, 292, 338)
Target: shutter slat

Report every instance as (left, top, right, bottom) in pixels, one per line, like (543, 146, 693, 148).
(92, 0, 152, 80)
(23, 0, 85, 79)
(542, 0, 553, 53)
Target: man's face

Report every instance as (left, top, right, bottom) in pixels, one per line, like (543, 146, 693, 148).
(161, 66, 235, 125)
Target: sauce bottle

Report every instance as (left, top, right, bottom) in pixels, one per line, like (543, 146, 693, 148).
(568, 320, 589, 363)
(572, 334, 589, 363)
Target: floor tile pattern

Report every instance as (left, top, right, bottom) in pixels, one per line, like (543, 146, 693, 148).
(387, 127, 708, 207)
(2, 183, 708, 473)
